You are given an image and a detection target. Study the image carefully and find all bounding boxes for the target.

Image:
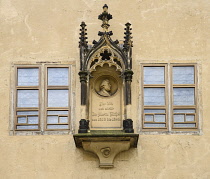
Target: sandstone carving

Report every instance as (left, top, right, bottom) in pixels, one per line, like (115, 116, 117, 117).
(97, 79, 112, 97)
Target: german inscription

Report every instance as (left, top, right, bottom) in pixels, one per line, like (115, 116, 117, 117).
(92, 102, 120, 122)
(91, 76, 122, 129)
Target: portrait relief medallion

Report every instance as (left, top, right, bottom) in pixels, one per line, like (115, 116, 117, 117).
(94, 75, 118, 97)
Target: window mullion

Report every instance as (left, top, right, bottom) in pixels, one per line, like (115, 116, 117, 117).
(168, 63, 172, 132)
(40, 64, 45, 132)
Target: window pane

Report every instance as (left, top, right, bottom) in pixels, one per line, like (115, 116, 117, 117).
(144, 67, 164, 84)
(47, 125, 69, 129)
(28, 116, 38, 124)
(17, 117, 27, 124)
(18, 68, 39, 86)
(173, 109, 195, 113)
(144, 88, 165, 105)
(17, 90, 39, 107)
(174, 114, 185, 122)
(60, 117, 68, 123)
(48, 68, 69, 86)
(186, 115, 195, 122)
(144, 124, 166, 128)
(17, 111, 39, 115)
(145, 115, 153, 122)
(173, 88, 194, 105)
(154, 114, 165, 122)
(173, 66, 194, 84)
(48, 90, 68, 107)
(144, 109, 165, 113)
(174, 124, 196, 128)
(47, 116, 58, 124)
(47, 111, 68, 115)
(17, 125, 38, 130)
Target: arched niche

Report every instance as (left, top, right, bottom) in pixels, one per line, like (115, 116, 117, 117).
(89, 65, 123, 129)
(88, 47, 124, 129)
(77, 3, 135, 133)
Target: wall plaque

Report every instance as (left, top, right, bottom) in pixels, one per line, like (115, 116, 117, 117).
(90, 69, 123, 129)
(77, 4, 134, 132)
(74, 4, 139, 168)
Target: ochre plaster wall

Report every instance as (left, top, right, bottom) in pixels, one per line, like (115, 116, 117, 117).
(0, 0, 210, 178)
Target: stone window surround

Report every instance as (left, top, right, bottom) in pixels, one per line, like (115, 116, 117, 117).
(10, 61, 76, 136)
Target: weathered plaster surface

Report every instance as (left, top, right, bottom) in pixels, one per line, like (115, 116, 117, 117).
(0, 0, 210, 178)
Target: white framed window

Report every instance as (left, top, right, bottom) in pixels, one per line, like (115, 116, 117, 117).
(142, 64, 199, 132)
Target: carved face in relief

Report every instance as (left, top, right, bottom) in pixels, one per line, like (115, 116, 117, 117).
(98, 79, 111, 97)
(94, 74, 119, 98)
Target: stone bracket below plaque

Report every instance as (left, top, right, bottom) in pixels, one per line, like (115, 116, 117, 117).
(73, 131, 139, 168)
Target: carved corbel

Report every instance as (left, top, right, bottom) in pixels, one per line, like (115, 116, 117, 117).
(82, 141, 130, 167)
(74, 132, 139, 168)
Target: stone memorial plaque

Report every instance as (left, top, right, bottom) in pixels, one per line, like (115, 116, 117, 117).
(90, 74, 122, 129)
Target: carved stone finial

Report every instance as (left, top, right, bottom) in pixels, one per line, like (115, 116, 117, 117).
(98, 4, 112, 31)
(123, 22, 133, 52)
(79, 21, 88, 49)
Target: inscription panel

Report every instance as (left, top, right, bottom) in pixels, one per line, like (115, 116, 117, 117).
(91, 93, 121, 128)
(90, 74, 122, 129)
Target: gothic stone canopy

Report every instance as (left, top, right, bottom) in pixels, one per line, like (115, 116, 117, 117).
(79, 4, 133, 106)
